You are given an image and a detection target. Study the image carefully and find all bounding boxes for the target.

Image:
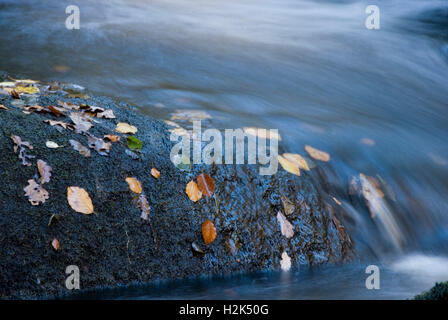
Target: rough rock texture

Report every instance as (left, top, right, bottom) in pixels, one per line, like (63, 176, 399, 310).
(0, 83, 353, 299)
(414, 281, 448, 300)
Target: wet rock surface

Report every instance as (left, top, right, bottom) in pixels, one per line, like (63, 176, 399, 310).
(0, 79, 353, 299)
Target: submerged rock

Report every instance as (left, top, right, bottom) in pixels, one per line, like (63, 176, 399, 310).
(0, 78, 354, 299)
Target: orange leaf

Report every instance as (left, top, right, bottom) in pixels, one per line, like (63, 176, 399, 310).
(202, 219, 217, 245)
(126, 177, 143, 194)
(52, 238, 60, 251)
(0, 104, 7, 110)
(151, 168, 160, 179)
(104, 134, 120, 142)
(67, 187, 94, 214)
(186, 180, 202, 202)
(197, 173, 215, 197)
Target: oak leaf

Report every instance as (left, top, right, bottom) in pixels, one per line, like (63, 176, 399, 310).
(87, 135, 111, 156)
(69, 140, 91, 157)
(70, 112, 92, 133)
(11, 135, 35, 166)
(24, 179, 49, 206)
(37, 160, 52, 184)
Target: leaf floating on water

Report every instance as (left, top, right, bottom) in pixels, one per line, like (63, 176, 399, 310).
(151, 168, 160, 179)
(304, 145, 330, 162)
(104, 134, 120, 142)
(127, 136, 143, 151)
(277, 211, 294, 239)
(361, 138, 375, 146)
(37, 160, 52, 184)
(69, 139, 91, 157)
(283, 153, 310, 171)
(115, 122, 138, 134)
(126, 177, 143, 194)
(197, 173, 215, 197)
(202, 219, 217, 245)
(360, 174, 384, 199)
(24, 179, 49, 206)
(332, 196, 342, 206)
(51, 238, 60, 251)
(70, 112, 92, 133)
(67, 187, 94, 214)
(137, 194, 150, 220)
(186, 181, 202, 202)
(87, 135, 111, 156)
(0, 104, 7, 110)
(280, 251, 291, 271)
(278, 155, 300, 176)
(11, 135, 35, 166)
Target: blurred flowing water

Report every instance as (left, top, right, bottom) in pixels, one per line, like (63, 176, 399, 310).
(1, 0, 448, 299)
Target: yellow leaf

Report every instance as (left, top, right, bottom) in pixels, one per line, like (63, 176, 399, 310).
(125, 177, 143, 194)
(67, 187, 94, 214)
(186, 180, 202, 202)
(151, 168, 160, 179)
(305, 145, 330, 162)
(283, 153, 310, 171)
(14, 85, 40, 94)
(278, 155, 300, 176)
(115, 122, 138, 134)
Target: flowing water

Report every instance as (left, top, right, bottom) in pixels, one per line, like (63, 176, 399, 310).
(1, 0, 448, 299)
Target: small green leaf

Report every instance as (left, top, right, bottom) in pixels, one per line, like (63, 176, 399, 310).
(127, 136, 143, 151)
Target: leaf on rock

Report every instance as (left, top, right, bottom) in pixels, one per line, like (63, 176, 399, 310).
(202, 219, 217, 245)
(69, 140, 91, 157)
(278, 155, 300, 176)
(10, 89, 20, 99)
(70, 112, 92, 133)
(280, 251, 291, 271)
(0, 104, 7, 110)
(280, 195, 295, 215)
(46, 141, 63, 149)
(151, 168, 160, 179)
(44, 120, 73, 131)
(96, 109, 115, 119)
(58, 100, 79, 110)
(11, 135, 35, 166)
(24, 179, 49, 206)
(37, 160, 52, 184)
(48, 105, 66, 117)
(52, 238, 60, 251)
(197, 173, 215, 197)
(104, 134, 120, 142)
(186, 181, 202, 202)
(24, 105, 47, 113)
(277, 211, 294, 239)
(126, 177, 143, 194)
(127, 136, 143, 151)
(304, 145, 330, 162)
(137, 194, 150, 220)
(283, 153, 310, 171)
(67, 187, 94, 214)
(87, 135, 111, 156)
(115, 122, 138, 134)
(79, 104, 105, 114)
(14, 85, 39, 94)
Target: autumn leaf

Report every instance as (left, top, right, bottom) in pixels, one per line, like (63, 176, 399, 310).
(11, 135, 35, 166)
(10, 89, 20, 99)
(79, 104, 105, 114)
(137, 194, 150, 220)
(104, 134, 120, 142)
(0, 104, 7, 110)
(96, 109, 115, 119)
(278, 155, 300, 176)
(52, 238, 60, 251)
(277, 211, 294, 238)
(87, 135, 111, 156)
(197, 173, 215, 197)
(127, 136, 142, 151)
(202, 219, 217, 245)
(304, 145, 330, 162)
(67, 187, 94, 214)
(58, 100, 79, 110)
(283, 153, 310, 171)
(70, 112, 92, 133)
(126, 177, 143, 194)
(44, 120, 73, 131)
(48, 105, 66, 117)
(280, 251, 291, 271)
(69, 139, 91, 157)
(24, 179, 49, 206)
(280, 195, 295, 215)
(151, 168, 160, 179)
(186, 180, 202, 202)
(116, 122, 138, 134)
(37, 160, 52, 184)
(46, 141, 63, 149)
(24, 105, 47, 113)
(14, 85, 39, 94)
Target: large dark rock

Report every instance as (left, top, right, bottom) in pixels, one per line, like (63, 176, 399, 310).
(0, 82, 353, 299)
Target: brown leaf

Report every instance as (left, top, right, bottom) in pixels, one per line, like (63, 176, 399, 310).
(58, 100, 79, 110)
(186, 180, 202, 202)
(69, 139, 91, 157)
(197, 173, 215, 197)
(104, 134, 120, 142)
(11, 135, 35, 166)
(37, 160, 52, 184)
(24, 105, 47, 113)
(67, 187, 94, 214)
(277, 211, 294, 238)
(79, 104, 105, 114)
(69, 112, 92, 133)
(44, 120, 73, 131)
(151, 168, 160, 179)
(202, 219, 217, 245)
(51, 238, 60, 251)
(48, 105, 66, 117)
(280, 195, 295, 215)
(137, 194, 151, 220)
(126, 177, 143, 194)
(24, 179, 49, 206)
(87, 135, 111, 156)
(304, 145, 330, 162)
(0, 104, 8, 110)
(10, 89, 20, 99)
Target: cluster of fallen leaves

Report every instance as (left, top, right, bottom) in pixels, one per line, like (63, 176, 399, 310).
(23, 159, 52, 206)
